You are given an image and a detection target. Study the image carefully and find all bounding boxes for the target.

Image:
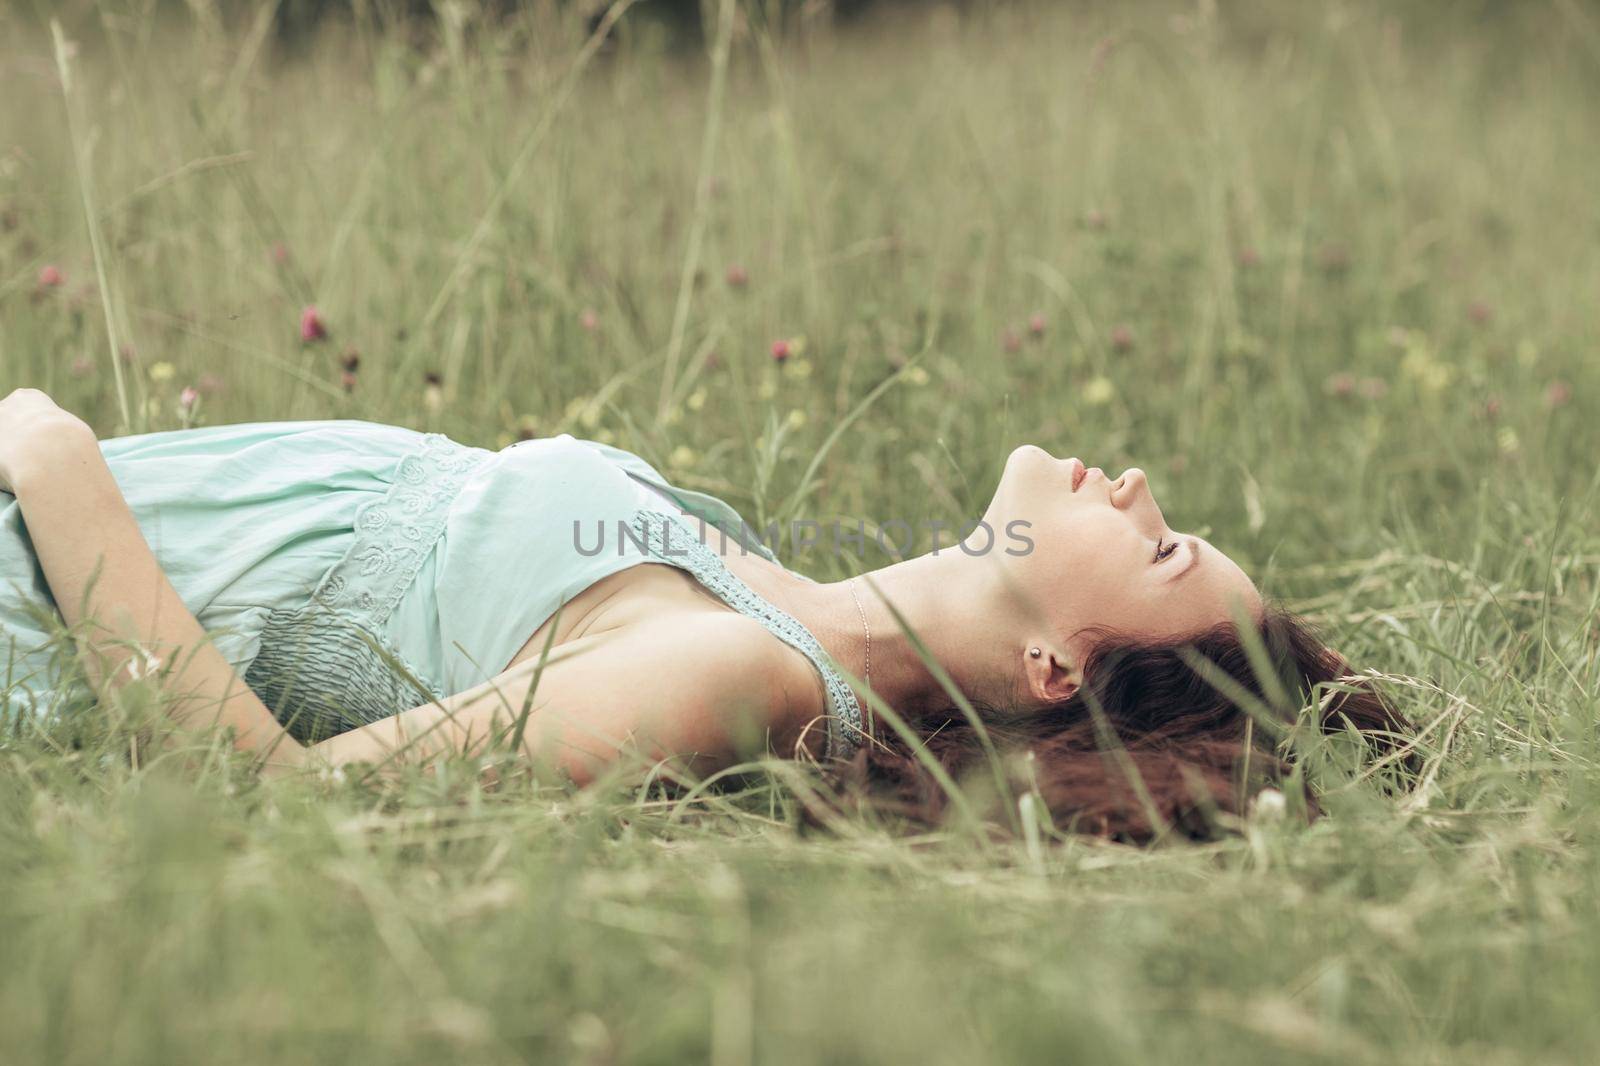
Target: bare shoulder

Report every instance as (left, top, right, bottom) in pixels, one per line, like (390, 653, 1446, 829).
(533, 607, 830, 766)
(631, 609, 826, 722)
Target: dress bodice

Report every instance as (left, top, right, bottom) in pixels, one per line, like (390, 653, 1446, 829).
(244, 429, 867, 760)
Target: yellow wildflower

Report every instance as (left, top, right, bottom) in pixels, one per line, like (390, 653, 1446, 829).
(1083, 376, 1115, 405)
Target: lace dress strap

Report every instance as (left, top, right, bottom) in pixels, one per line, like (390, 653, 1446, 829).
(628, 508, 867, 761)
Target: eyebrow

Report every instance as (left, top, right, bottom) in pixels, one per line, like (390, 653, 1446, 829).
(1166, 538, 1201, 582)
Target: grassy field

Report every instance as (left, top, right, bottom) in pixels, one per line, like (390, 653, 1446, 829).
(4, 1, 1600, 1062)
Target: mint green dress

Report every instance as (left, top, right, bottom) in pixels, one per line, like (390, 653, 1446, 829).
(0, 421, 863, 759)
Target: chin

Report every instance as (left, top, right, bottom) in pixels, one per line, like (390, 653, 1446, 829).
(986, 445, 1062, 519)
(1013, 444, 1081, 487)
(1007, 443, 1057, 468)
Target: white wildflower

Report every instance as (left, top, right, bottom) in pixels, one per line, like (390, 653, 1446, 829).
(123, 647, 164, 682)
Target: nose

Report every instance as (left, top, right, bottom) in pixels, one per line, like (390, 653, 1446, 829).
(1112, 467, 1148, 502)
(1112, 467, 1169, 528)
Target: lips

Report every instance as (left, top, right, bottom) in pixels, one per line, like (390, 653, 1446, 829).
(1066, 457, 1087, 492)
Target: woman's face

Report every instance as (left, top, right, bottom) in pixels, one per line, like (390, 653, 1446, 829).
(978, 445, 1262, 654)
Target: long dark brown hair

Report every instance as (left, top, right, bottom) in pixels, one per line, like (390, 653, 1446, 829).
(819, 605, 1415, 843)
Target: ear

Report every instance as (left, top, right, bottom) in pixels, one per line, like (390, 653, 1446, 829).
(1025, 645, 1082, 704)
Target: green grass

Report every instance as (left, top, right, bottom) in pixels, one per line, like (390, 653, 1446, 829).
(4, 1, 1600, 1062)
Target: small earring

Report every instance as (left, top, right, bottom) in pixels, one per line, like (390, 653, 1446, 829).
(1029, 647, 1042, 659)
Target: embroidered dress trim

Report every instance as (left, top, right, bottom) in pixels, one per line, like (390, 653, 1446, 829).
(316, 434, 490, 623)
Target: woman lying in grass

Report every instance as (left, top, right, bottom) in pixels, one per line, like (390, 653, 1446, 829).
(0, 387, 1411, 839)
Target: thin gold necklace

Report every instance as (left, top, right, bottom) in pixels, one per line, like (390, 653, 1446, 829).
(847, 577, 872, 716)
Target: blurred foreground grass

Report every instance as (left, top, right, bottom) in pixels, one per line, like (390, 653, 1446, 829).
(3, 1, 1600, 1062)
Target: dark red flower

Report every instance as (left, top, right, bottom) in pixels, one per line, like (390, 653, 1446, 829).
(300, 306, 328, 343)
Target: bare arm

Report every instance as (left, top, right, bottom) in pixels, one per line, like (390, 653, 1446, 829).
(310, 610, 817, 787)
(0, 389, 307, 772)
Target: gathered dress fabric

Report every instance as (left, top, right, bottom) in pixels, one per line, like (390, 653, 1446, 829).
(0, 420, 863, 759)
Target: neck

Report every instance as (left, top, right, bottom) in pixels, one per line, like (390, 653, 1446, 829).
(769, 548, 1012, 724)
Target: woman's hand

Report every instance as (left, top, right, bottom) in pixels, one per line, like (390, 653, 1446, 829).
(0, 388, 96, 495)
